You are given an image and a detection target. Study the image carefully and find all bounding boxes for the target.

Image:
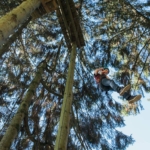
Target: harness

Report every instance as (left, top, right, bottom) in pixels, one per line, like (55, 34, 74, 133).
(94, 74, 111, 93)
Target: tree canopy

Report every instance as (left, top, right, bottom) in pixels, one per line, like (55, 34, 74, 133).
(0, 0, 150, 149)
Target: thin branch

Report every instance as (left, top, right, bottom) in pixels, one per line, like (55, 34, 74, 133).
(71, 107, 87, 150)
(134, 52, 150, 90)
(132, 39, 150, 70)
(41, 80, 63, 98)
(124, 0, 150, 24)
(24, 112, 50, 146)
(0, 17, 31, 58)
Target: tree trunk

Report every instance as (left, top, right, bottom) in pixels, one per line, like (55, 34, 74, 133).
(0, 0, 41, 46)
(0, 59, 47, 150)
(0, 17, 31, 58)
(54, 43, 77, 150)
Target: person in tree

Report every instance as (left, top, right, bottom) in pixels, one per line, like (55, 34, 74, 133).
(94, 67, 141, 103)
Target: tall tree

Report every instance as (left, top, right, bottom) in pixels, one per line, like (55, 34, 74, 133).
(0, 0, 150, 149)
(0, 16, 31, 58)
(0, 54, 48, 150)
(0, 0, 41, 46)
(54, 43, 77, 150)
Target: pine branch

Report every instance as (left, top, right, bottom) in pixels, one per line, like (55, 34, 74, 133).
(41, 80, 63, 98)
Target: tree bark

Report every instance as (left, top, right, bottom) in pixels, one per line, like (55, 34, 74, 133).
(0, 17, 31, 58)
(54, 43, 76, 150)
(0, 59, 47, 150)
(0, 0, 41, 46)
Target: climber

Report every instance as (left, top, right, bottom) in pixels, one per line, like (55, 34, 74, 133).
(94, 67, 141, 103)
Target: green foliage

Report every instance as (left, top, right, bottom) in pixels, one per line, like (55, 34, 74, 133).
(0, 0, 150, 149)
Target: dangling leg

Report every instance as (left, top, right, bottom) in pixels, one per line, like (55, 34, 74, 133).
(126, 94, 141, 103)
(101, 78, 141, 103)
(101, 78, 130, 95)
(101, 78, 120, 91)
(120, 89, 141, 103)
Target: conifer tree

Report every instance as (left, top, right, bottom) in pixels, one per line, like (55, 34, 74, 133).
(0, 0, 150, 149)
(0, 55, 48, 150)
(0, 0, 41, 46)
(0, 17, 31, 58)
(54, 43, 77, 150)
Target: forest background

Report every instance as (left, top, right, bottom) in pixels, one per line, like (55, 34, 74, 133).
(0, 0, 150, 149)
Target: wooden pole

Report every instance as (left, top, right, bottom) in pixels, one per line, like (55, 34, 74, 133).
(54, 43, 76, 150)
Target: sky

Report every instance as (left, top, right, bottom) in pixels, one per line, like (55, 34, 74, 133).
(92, 67, 150, 149)
(112, 92, 150, 150)
(107, 66, 150, 150)
(107, 1, 150, 148)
